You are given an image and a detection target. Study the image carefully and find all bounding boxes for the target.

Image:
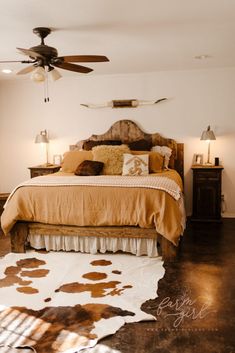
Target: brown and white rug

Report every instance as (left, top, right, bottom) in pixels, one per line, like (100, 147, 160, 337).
(0, 251, 165, 353)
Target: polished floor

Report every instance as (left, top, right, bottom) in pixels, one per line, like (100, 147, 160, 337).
(0, 219, 235, 353)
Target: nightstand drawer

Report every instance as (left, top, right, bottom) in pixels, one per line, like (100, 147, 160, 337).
(196, 171, 220, 181)
(28, 165, 61, 178)
(31, 170, 49, 177)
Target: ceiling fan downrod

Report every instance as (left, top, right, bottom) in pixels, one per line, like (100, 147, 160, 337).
(33, 27, 51, 45)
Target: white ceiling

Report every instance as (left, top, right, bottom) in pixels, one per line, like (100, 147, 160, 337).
(0, 0, 235, 80)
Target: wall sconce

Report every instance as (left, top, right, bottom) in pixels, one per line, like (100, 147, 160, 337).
(200, 125, 216, 164)
(35, 129, 49, 165)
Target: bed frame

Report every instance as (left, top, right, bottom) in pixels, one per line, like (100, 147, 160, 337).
(10, 120, 184, 262)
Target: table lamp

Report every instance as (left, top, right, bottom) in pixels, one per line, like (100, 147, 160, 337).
(35, 129, 49, 165)
(200, 125, 216, 164)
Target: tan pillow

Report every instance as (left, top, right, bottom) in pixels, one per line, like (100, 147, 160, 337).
(92, 144, 130, 175)
(61, 150, 93, 173)
(131, 151, 164, 173)
(122, 153, 149, 176)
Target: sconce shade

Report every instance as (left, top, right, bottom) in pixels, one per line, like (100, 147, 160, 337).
(35, 130, 49, 144)
(200, 126, 216, 141)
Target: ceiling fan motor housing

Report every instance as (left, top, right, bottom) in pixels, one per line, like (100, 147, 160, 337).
(30, 44, 58, 60)
(31, 27, 58, 64)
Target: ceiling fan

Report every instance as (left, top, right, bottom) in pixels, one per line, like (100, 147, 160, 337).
(0, 27, 109, 78)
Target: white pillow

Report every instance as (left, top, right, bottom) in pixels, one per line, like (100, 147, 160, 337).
(122, 153, 149, 176)
(151, 145, 172, 169)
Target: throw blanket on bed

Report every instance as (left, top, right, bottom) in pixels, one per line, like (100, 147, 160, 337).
(5, 173, 182, 209)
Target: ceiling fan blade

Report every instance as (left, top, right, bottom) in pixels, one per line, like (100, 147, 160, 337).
(17, 47, 44, 59)
(0, 60, 30, 63)
(53, 62, 93, 73)
(57, 55, 109, 63)
(17, 65, 36, 75)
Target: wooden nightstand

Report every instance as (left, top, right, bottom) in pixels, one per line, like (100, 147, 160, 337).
(28, 164, 61, 178)
(191, 165, 224, 222)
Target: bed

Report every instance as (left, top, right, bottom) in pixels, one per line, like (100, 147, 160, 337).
(1, 119, 185, 261)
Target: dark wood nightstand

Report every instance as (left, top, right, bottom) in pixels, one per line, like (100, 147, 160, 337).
(191, 165, 224, 222)
(28, 164, 61, 178)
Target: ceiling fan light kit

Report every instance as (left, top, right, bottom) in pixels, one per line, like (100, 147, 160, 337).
(49, 67, 62, 81)
(30, 66, 46, 83)
(0, 27, 109, 102)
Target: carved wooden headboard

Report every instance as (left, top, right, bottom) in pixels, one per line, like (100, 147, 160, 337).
(70, 119, 184, 180)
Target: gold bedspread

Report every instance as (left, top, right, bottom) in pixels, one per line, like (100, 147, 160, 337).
(1, 170, 184, 246)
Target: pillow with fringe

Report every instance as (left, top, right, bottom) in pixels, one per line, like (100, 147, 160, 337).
(151, 145, 172, 169)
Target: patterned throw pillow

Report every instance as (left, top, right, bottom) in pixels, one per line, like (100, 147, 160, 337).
(122, 154, 149, 176)
(75, 160, 104, 176)
(131, 151, 164, 173)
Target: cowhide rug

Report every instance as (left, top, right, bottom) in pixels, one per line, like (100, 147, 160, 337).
(0, 251, 164, 353)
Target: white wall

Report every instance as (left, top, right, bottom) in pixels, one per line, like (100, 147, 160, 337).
(0, 67, 235, 216)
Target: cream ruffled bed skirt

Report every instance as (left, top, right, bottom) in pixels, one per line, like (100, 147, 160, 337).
(28, 234, 159, 257)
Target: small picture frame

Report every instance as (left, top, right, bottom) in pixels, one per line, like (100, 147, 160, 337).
(193, 153, 203, 165)
(53, 154, 62, 165)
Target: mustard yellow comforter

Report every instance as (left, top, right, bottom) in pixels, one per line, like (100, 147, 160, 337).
(1, 170, 185, 245)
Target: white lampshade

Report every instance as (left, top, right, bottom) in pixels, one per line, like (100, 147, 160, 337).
(200, 126, 216, 164)
(35, 130, 49, 165)
(50, 68, 62, 81)
(35, 130, 49, 144)
(200, 126, 216, 141)
(31, 66, 46, 83)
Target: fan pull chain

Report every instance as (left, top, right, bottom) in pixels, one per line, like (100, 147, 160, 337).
(44, 71, 50, 103)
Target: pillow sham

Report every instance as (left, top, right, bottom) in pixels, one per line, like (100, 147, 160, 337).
(61, 150, 93, 173)
(151, 145, 172, 169)
(122, 153, 149, 176)
(83, 139, 122, 151)
(75, 160, 104, 176)
(131, 151, 164, 173)
(128, 139, 152, 151)
(92, 144, 130, 175)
